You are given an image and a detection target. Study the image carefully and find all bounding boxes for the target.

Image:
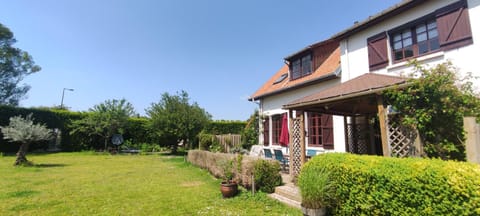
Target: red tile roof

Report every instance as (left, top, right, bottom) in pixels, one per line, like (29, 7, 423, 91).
(250, 47, 341, 100)
(284, 73, 407, 109)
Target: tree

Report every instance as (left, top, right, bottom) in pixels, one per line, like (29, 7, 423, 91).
(146, 91, 211, 154)
(71, 99, 136, 151)
(385, 61, 480, 161)
(0, 114, 52, 166)
(0, 23, 41, 106)
(241, 110, 259, 150)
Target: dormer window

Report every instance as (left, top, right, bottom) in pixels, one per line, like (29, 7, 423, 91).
(290, 54, 312, 80)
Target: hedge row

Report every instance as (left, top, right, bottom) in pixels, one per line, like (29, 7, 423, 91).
(202, 120, 246, 135)
(299, 153, 480, 215)
(187, 150, 282, 193)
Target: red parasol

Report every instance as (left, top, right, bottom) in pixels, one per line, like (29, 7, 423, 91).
(279, 113, 289, 146)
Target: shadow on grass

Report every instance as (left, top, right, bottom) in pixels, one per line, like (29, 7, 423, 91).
(33, 163, 68, 168)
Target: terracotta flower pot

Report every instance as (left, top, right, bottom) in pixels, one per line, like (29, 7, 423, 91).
(220, 181, 238, 198)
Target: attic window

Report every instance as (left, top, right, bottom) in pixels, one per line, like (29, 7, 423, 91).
(290, 54, 312, 80)
(273, 73, 288, 84)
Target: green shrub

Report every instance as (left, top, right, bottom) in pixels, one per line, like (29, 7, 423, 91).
(203, 120, 246, 135)
(253, 159, 282, 193)
(304, 153, 480, 215)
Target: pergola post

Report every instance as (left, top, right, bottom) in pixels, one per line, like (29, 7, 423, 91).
(300, 112, 306, 164)
(377, 95, 390, 157)
(288, 110, 294, 174)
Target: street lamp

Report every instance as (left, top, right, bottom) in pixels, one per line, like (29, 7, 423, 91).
(60, 88, 74, 109)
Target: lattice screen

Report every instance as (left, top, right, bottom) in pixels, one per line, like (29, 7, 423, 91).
(290, 117, 303, 176)
(387, 114, 419, 157)
(346, 117, 369, 154)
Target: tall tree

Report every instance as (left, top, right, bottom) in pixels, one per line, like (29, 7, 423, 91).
(71, 99, 136, 151)
(0, 114, 52, 166)
(147, 91, 211, 154)
(0, 23, 41, 106)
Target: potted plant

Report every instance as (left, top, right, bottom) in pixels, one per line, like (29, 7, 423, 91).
(298, 167, 334, 216)
(218, 158, 238, 198)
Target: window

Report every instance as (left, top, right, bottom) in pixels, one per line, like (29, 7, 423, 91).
(392, 19, 439, 61)
(290, 54, 312, 80)
(272, 115, 282, 145)
(367, 0, 472, 69)
(307, 113, 334, 149)
(263, 119, 269, 146)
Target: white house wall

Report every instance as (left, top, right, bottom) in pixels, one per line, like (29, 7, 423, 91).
(341, 0, 480, 89)
(259, 78, 346, 152)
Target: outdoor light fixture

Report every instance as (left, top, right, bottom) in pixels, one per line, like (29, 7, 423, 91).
(60, 88, 74, 109)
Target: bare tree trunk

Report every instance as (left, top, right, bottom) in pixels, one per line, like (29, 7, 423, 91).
(14, 142, 31, 166)
(104, 137, 108, 152)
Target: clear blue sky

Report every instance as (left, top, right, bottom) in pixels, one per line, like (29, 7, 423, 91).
(0, 0, 399, 120)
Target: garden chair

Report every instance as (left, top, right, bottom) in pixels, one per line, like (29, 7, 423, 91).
(306, 149, 317, 160)
(263, 148, 273, 159)
(273, 149, 289, 172)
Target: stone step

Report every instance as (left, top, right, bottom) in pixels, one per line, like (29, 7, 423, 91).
(268, 192, 302, 209)
(274, 184, 302, 203)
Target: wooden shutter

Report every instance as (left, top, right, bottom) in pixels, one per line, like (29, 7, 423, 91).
(321, 115, 334, 150)
(436, 0, 473, 50)
(263, 120, 269, 146)
(367, 32, 388, 71)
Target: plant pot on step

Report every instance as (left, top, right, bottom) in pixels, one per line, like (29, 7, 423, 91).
(220, 180, 238, 198)
(301, 205, 326, 216)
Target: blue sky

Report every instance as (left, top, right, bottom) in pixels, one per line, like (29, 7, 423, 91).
(0, 0, 399, 120)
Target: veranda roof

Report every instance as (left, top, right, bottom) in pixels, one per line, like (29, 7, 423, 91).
(283, 73, 408, 115)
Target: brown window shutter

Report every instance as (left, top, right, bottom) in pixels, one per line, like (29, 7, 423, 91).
(436, 0, 473, 50)
(367, 32, 388, 71)
(321, 115, 334, 149)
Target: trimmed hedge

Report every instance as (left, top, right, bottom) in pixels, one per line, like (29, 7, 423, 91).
(203, 120, 246, 135)
(187, 150, 282, 192)
(300, 153, 480, 215)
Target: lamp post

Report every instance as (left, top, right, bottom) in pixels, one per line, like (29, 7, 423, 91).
(60, 88, 74, 109)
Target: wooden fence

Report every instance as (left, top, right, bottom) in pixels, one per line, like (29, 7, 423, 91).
(215, 134, 241, 153)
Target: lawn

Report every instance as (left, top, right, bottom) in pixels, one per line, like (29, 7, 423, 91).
(0, 152, 301, 216)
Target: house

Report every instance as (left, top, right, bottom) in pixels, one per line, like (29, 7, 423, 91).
(250, 0, 479, 175)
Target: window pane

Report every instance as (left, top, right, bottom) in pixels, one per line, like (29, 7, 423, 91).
(417, 32, 427, 42)
(395, 51, 403, 60)
(402, 30, 411, 38)
(393, 41, 402, 50)
(418, 41, 428, 54)
(430, 38, 440, 51)
(404, 38, 412, 46)
(429, 29, 438, 38)
(416, 24, 426, 33)
(427, 21, 437, 30)
(404, 47, 414, 58)
(302, 55, 312, 75)
(393, 34, 401, 42)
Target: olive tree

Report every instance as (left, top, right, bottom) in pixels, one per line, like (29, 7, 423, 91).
(0, 114, 52, 166)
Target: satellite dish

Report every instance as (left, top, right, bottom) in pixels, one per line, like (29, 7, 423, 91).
(111, 134, 124, 145)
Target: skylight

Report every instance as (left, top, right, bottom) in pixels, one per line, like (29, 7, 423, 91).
(273, 73, 288, 84)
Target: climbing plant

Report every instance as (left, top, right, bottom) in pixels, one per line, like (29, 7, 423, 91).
(384, 61, 480, 161)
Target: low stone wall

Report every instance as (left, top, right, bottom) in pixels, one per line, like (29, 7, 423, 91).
(187, 150, 277, 189)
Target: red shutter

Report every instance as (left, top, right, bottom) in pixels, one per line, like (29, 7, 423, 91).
(367, 32, 388, 71)
(321, 115, 334, 149)
(436, 0, 473, 50)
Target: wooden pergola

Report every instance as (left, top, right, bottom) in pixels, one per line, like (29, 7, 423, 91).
(283, 73, 410, 176)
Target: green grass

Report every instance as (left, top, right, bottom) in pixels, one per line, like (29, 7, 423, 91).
(0, 152, 301, 216)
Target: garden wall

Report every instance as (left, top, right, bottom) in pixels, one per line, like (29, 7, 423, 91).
(187, 150, 281, 190)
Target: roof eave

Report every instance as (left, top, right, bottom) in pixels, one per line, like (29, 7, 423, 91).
(284, 82, 410, 110)
(249, 69, 341, 101)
